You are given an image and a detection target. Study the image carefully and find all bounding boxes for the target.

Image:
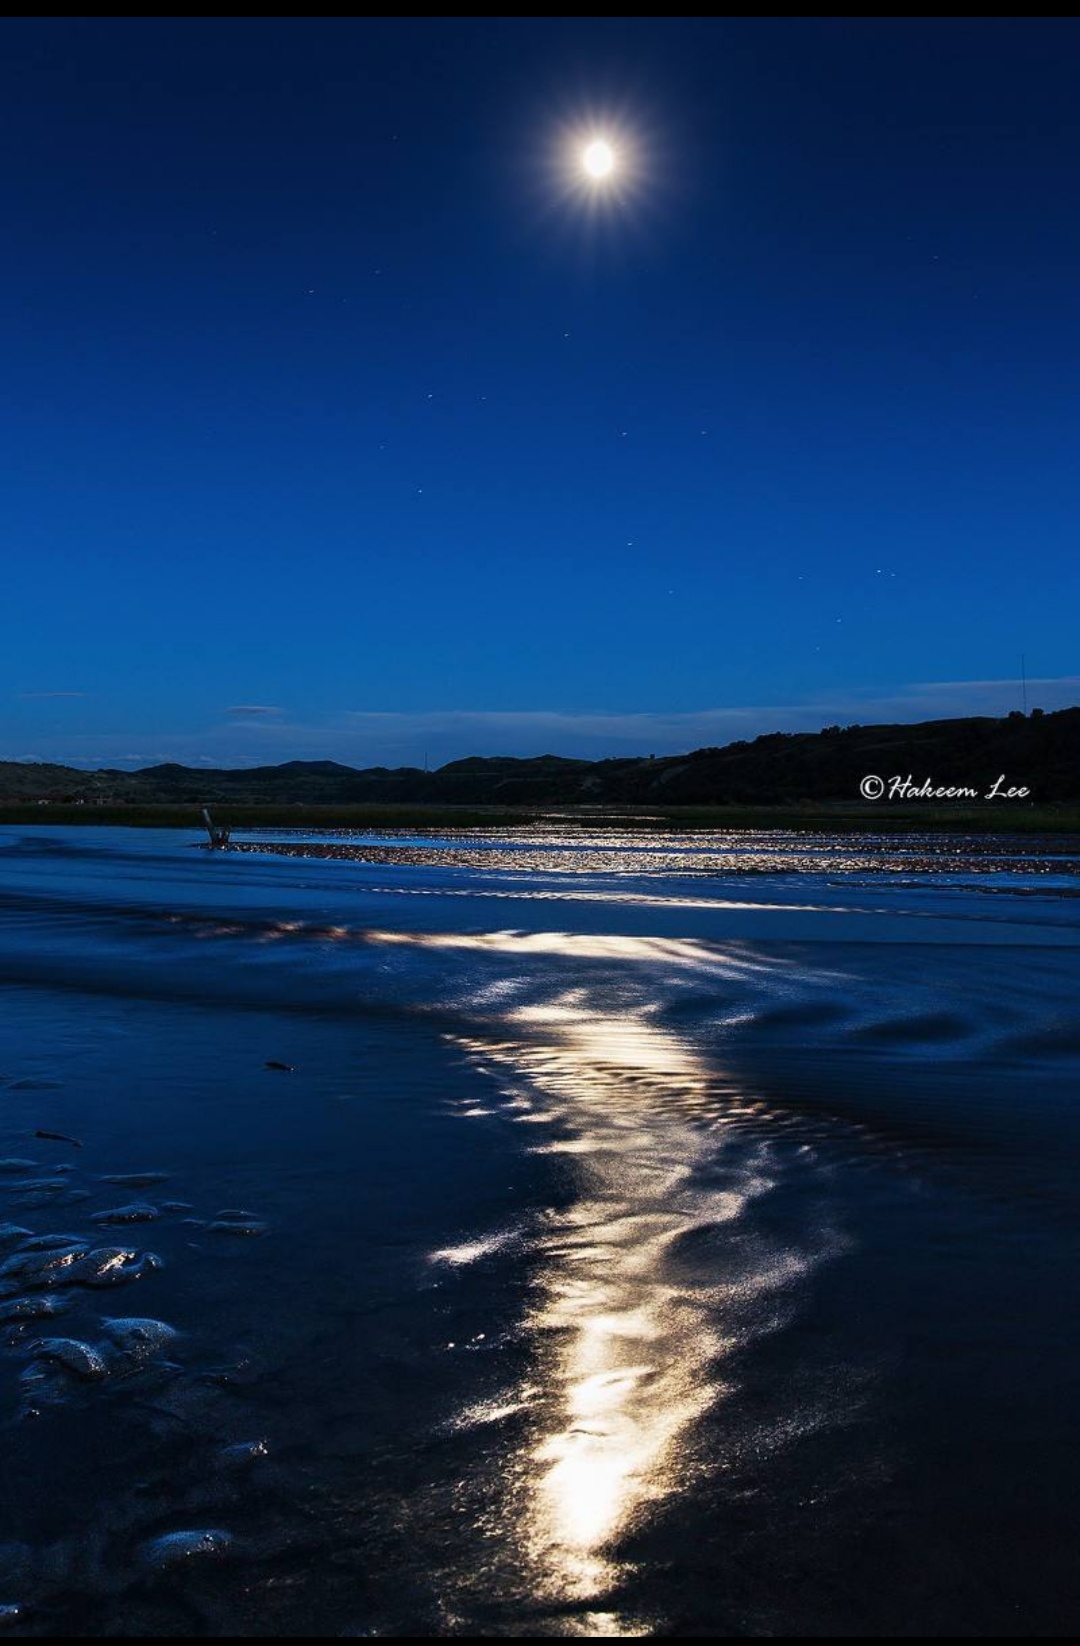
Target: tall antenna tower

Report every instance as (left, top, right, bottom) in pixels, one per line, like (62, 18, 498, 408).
(1021, 654, 1028, 716)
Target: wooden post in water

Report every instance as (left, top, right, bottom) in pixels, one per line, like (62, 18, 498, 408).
(201, 807, 231, 848)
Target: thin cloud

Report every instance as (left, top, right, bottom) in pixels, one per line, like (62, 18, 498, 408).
(18, 691, 87, 700)
(5, 675, 1077, 770)
(911, 675, 1080, 693)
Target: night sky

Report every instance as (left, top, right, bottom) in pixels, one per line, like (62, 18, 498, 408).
(4, 18, 1078, 769)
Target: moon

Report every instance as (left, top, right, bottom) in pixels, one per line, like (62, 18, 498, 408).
(582, 139, 615, 180)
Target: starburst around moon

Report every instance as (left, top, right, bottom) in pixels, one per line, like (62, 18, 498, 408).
(539, 113, 647, 218)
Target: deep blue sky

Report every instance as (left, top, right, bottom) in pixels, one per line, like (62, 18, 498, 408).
(4, 17, 1078, 768)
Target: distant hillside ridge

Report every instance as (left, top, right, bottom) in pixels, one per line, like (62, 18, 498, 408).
(1, 708, 1077, 806)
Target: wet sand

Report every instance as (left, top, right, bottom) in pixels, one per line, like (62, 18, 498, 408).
(1, 825, 1078, 1635)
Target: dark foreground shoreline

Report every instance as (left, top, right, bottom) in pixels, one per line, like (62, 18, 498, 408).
(3, 801, 1080, 833)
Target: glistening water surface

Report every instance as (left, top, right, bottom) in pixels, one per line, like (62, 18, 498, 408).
(0, 825, 1078, 1636)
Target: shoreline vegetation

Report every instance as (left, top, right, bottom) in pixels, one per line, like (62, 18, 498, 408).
(2, 801, 1079, 833)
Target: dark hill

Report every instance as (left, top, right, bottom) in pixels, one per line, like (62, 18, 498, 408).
(1, 707, 1077, 807)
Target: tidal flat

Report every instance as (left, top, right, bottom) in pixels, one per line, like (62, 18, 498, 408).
(0, 823, 1078, 1635)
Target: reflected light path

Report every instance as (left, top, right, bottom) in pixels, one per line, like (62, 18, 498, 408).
(450, 1009, 736, 1609)
(407, 928, 840, 1624)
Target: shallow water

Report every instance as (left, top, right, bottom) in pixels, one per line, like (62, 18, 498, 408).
(0, 825, 1078, 1635)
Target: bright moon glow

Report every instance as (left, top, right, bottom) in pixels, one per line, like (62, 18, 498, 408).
(582, 140, 615, 179)
(550, 117, 644, 215)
